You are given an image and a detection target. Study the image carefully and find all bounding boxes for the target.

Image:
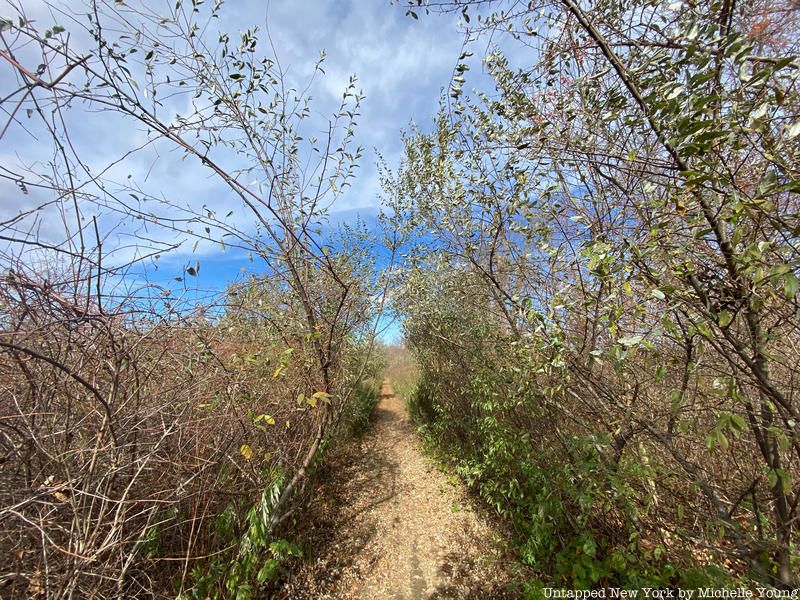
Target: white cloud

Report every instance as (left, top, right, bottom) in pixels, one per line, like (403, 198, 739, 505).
(1, 0, 467, 284)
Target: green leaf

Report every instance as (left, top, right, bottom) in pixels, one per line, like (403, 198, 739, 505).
(618, 334, 644, 347)
(785, 272, 798, 300)
(778, 469, 792, 493)
(270, 539, 302, 558)
(768, 469, 778, 489)
(758, 170, 778, 195)
(669, 388, 684, 414)
(706, 427, 729, 451)
(769, 427, 791, 452)
(749, 103, 769, 121)
(696, 320, 712, 338)
(729, 413, 747, 432)
(717, 310, 733, 327)
(256, 559, 280, 583)
(771, 56, 797, 71)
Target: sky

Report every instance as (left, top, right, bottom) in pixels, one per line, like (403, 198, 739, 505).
(0, 0, 497, 342)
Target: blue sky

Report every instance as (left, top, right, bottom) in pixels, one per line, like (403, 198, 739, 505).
(0, 0, 496, 342)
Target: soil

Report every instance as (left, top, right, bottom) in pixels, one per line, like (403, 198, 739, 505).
(278, 381, 525, 599)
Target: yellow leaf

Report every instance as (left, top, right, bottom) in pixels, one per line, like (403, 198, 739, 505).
(306, 395, 318, 408)
(264, 415, 275, 425)
(272, 366, 283, 379)
(240, 444, 253, 460)
(675, 196, 687, 216)
(312, 391, 332, 404)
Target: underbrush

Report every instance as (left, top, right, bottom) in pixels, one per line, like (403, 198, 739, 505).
(0, 271, 381, 599)
(175, 363, 384, 599)
(383, 344, 418, 410)
(405, 368, 750, 592)
(335, 380, 382, 438)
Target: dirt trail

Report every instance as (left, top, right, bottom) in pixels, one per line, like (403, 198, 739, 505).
(280, 381, 521, 599)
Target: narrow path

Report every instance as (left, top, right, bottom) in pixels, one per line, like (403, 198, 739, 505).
(280, 381, 521, 599)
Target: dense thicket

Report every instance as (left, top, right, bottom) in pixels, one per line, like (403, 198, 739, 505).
(0, 268, 382, 598)
(391, 0, 800, 589)
(0, 2, 384, 597)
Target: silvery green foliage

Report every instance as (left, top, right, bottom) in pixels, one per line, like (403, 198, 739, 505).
(392, 0, 799, 587)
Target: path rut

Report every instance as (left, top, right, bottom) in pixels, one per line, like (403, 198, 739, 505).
(279, 381, 521, 599)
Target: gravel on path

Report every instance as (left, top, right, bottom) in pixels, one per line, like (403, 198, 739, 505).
(278, 380, 524, 599)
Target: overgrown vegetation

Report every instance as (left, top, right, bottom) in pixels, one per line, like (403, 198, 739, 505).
(2, 0, 800, 595)
(391, 0, 800, 590)
(383, 344, 418, 404)
(0, 1, 386, 597)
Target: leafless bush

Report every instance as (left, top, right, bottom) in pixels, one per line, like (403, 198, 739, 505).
(0, 0, 387, 596)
